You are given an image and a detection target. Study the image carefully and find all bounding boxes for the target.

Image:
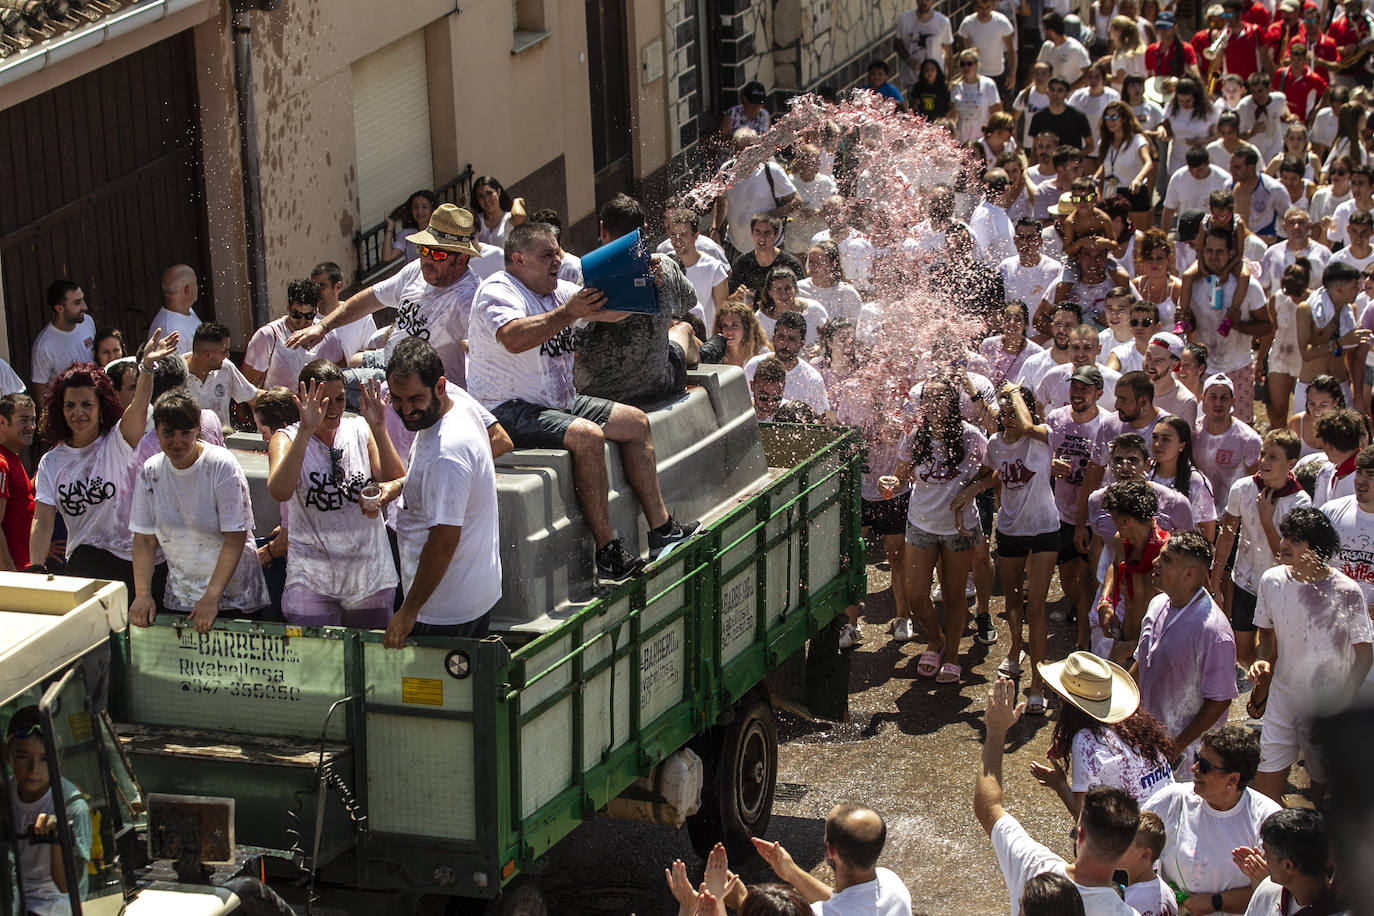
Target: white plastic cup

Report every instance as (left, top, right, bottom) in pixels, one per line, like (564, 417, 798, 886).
(878, 475, 899, 498)
(360, 484, 381, 514)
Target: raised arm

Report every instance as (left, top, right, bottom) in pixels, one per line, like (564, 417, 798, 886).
(120, 330, 180, 449)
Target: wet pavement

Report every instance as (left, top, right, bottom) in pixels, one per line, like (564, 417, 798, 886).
(541, 544, 1270, 916)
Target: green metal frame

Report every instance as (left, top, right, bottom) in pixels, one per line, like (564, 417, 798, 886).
(116, 424, 865, 901)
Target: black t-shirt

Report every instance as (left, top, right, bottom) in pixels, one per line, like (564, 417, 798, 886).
(1028, 105, 1093, 152)
(909, 83, 952, 120)
(729, 249, 805, 298)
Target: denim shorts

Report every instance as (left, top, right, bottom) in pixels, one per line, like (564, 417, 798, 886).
(905, 522, 975, 552)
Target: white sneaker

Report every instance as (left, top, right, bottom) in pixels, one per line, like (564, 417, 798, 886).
(839, 623, 861, 649)
(931, 583, 943, 602)
(893, 618, 914, 642)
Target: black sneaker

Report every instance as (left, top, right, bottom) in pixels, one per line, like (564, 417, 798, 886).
(975, 613, 998, 645)
(648, 518, 701, 556)
(596, 538, 646, 582)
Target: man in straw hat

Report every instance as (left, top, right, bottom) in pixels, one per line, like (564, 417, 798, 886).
(1136, 530, 1238, 780)
(975, 677, 1140, 916)
(288, 203, 483, 388)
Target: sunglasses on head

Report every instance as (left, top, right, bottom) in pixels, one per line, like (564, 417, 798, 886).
(6, 721, 42, 740)
(418, 244, 453, 261)
(289, 309, 316, 322)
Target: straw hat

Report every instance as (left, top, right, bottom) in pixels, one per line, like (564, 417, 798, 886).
(406, 203, 482, 256)
(1050, 192, 1076, 217)
(1037, 652, 1139, 724)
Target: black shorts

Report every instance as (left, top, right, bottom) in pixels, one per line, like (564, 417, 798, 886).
(997, 528, 1060, 558)
(862, 491, 911, 537)
(492, 395, 617, 450)
(1057, 520, 1087, 565)
(1230, 585, 1258, 632)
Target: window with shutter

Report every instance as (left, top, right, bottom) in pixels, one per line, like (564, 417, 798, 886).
(351, 31, 435, 229)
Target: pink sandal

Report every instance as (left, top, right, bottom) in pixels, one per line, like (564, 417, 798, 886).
(935, 662, 962, 684)
(916, 650, 943, 678)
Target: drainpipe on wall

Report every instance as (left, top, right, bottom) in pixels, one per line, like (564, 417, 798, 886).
(231, 0, 278, 330)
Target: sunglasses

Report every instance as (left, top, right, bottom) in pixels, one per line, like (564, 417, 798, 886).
(6, 722, 42, 740)
(961, 61, 977, 67)
(1363, 271, 1374, 279)
(756, 393, 783, 404)
(1332, 169, 1351, 177)
(1070, 193, 1097, 203)
(288, 309, 316, 322)
(1193, 751, 1225, 775)
(417, 244, 453, 261)
(330, 446, 345, 484)
(1104, 113, 1121, 121)
(1130, 318, 1155, 327)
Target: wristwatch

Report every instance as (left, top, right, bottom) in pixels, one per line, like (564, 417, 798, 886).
(1212, 892, 1224, 912)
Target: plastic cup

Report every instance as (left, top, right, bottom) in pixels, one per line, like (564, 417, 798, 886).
(878, 475, 899, 498)
(360, 484, 381, 514)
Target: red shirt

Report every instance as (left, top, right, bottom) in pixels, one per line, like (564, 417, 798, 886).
(1263, 18, 1306, 57)
(1222, 24, 1264, 79)
(1191, 27, 1217, 61)
(1328, 12, 1374, 74)
(0, 445, 32, 569)
(1310, 32, 1341, 78)
(1145, 39, 1198, 75)
(1273, 65, 1328, 119)
(1242, 0, 1271, 29)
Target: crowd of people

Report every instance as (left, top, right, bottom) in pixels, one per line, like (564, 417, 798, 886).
(6, 4, 1374, 908)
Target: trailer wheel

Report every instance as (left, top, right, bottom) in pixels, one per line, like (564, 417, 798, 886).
(686, 691, 778, 862)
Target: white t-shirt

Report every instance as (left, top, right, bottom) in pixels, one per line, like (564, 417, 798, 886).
(656, 233, 729, 263)
(895, 8, 953, 84)
(1163, 165, 1232, 216)
(755, 303, 830, 347)
(811, 228, 877, 291)
(1143, 784, 1281, 911)
(1223, 476, 1310, 594)
(558, 251, 584, 285)
(1258, 240, 1330, 293)
(1322, 495, 1374, 607)
(1037, 37, 1093, 84)
(725, 161, 798, 252)
(1069, 86, 1122, 149)
(35, 429, 139, 560)
(278, 417, 398, 601)
(469, 242, 507, 280)
(185, 357, 258, 427)
(1047, 405, 1108, 523)
(1314, 459, 1357, 509)
(476, 210, 513, 248)
(744, 355, 832, 414)
(1193, 420, 1263, 505)
(810, 866, 913, 916)
(1014, 86, 1051, 146)
(898, 421, 988, 535)
(788, 173, 839, 256)
(1110, 341, 1146, 373)
(970, 201, 1017, 263)
(468, 271, 581, 411)
(1240, 879, 1285, 916)
(148, 306, 202, 347)
(957, 12, 1015, 76)
(684, 254, 730, 331)
(130, 443, 267, 612)
(987, 434, 1058, 536)
(1236, 92, 1289, 162)
(991, 814, 1139, 916)
(1254, 564, 1372, 713)
(244, 317, 346, 391)
(1019, 347, 1070, 393)
(1187, 273, 1267, 373)
(11, 779, 91, 916)
(30, 314, 95, 384)
(328, 311, 380, 360)
(395, 398, 502, 624)
(1070, 726, 1175, 804)
(1327, 196, 1374, 246)
(371, 260, 479, 387)
(952, 76, 1002, 143)
(1101, 134, 1150, 188)
(1126, 875, 1178, 916)
(798, 279, 864, 325)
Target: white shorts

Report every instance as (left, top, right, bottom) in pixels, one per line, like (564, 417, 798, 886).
(1258, 705, 1327, 783)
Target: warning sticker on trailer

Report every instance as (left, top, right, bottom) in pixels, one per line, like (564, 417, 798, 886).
(401, 677, 444, 706)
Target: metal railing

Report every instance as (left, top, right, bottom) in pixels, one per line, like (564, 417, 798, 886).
(351, 162, 476, 287)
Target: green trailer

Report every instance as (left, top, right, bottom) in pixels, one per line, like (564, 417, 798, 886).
(112, 369, 864, 911)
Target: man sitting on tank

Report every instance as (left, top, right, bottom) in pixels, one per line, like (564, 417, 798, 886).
(467, 222, 700, 583)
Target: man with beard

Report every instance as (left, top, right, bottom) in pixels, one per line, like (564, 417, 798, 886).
(1055, 245, 1131, 326)
(287, 203, 482, 386)
(1046, 365, 1108, 647)
(745, 312, 833, 418)
(1076, 372, 1171, 553)
(467, 222, 698, 583)
(245, 279, 347, 389)
(1142, 332, 1198, 423)
(1036, 323, 1121, 410)
(383, 338, 502, 647)
(1020, 302, 1082, 391)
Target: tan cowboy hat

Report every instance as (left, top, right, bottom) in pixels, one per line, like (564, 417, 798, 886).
(1050, 192, 1076, 217)
(406, 203, 482, 256)
(1037, 652, 1139, 724)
